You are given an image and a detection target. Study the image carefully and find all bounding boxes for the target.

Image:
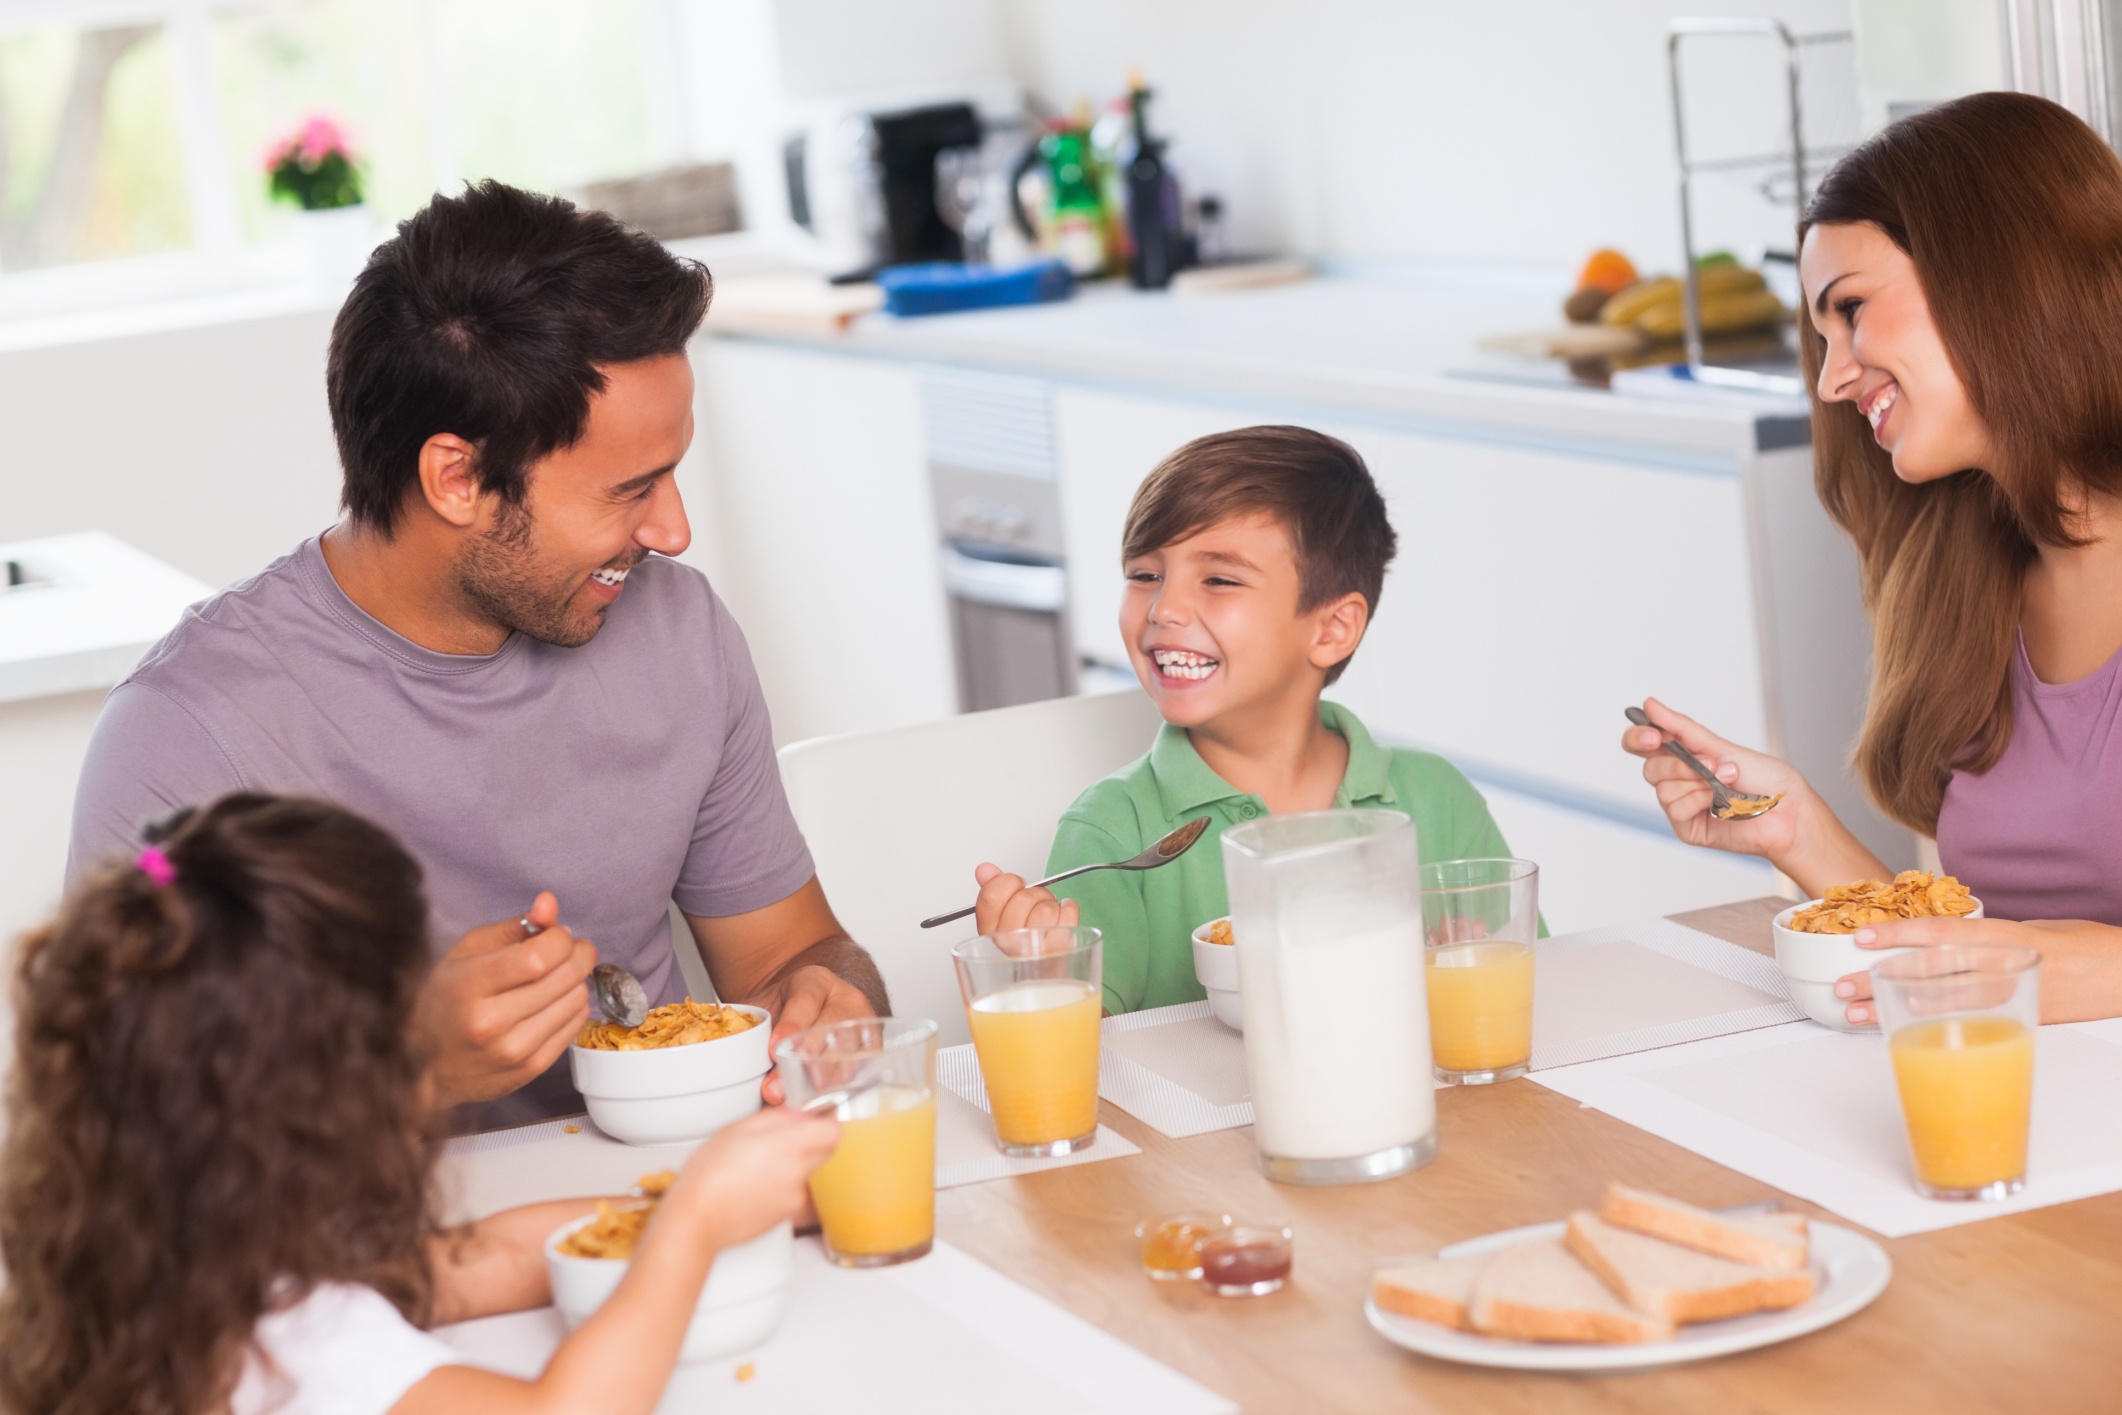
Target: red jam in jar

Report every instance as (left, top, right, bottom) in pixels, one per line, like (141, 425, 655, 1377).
(1199, 1225, 1294, 1296)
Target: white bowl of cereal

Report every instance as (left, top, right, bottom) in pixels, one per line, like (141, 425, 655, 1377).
(1191, 917, 1243, 1032)
(546, 1176, 793, 1364)
(569, 1000, 772, 1145)
(1772, 873, 1982, 1032)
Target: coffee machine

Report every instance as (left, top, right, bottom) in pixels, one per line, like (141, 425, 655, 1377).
(783, 85, 1030, 280)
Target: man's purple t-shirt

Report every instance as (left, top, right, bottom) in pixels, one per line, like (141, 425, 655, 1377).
(68, 535, 815, 1129)
(1937, 633, 2122, 925)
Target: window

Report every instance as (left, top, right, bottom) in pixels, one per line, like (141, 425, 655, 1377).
(0, 23, 192, 269)
(0, 0, 706, 308)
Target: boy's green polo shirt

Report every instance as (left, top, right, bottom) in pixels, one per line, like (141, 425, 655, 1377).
(1048, 700, 1516, 1014)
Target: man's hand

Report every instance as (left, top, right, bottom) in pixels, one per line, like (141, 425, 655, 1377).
(686, 877, 887, 1106)
(1835, 915, 2122, 1026)
(415, 891, 598, 1110)
(745, 952, 880, 1106)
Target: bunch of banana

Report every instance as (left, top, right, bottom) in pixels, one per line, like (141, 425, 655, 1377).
(1600, 265, 1785, 341)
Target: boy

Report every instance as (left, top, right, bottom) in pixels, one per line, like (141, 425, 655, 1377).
(971, 425, 1517, 1014)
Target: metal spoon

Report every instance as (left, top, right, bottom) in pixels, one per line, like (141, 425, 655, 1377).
(521, 914, 651, 1028)
(590, 963, 650, 1029)
(919, 815, 1215, 929)
(1623, 706, 1783, 821)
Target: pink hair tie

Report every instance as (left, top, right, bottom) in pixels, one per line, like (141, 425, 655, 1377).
(136, 846, 177, 888)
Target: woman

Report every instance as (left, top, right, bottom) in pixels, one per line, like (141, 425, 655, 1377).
(1625, 91, 2122, 1025)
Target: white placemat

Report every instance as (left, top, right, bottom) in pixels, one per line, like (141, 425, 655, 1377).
(1066, 918, 1800, 1141)
(1095, 1002, 1255, 1139)
(1531, 1016, 2122, 1237)
(436, 1236, 1234, 1414)
(1528, 916, 1801, 1070)
(928, 1064, 1142, 1187)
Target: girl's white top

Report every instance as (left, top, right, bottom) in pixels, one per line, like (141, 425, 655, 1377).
(231, 1283, 465, 1415)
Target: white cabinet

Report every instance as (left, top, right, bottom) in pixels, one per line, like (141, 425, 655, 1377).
(690, 338, 955, 747)
(0, 533, 214, 954)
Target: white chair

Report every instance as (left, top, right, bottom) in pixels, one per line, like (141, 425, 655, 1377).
(778, 690, 1165, 1046)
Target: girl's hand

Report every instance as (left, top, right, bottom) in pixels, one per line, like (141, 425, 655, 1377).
(661, 1105, 840, 1252)
(1835, 915, 2122, 1026)
(1622, 697, 1808, 859)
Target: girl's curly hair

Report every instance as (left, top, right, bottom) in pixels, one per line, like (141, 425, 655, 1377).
(0, 793, 439, 1415)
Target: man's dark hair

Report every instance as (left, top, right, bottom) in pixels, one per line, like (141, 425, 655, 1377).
(327, 180, 712, 534)
(1121, 425, 1396, 685)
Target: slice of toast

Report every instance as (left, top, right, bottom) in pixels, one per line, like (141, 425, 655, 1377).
(1600, 1183, 1808, 1271)
(1566, 1211, 1816, 1324)
(1373, 1253, 1493, 1331)
(1469, 1238, 1675, 1345)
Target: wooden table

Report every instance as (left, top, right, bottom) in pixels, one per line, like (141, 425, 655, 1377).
(934, 898, 2122, 1414)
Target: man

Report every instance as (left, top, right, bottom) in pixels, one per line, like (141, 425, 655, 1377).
(70, 181, 885, 1129)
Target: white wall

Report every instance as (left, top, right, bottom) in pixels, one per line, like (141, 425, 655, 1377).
(1851, 0, 2007, 130)
(0, 306, 343, 589)
(0, 690, 104, 957)
(991, 0, 1858, 273)
(680, 0, 1881, 274)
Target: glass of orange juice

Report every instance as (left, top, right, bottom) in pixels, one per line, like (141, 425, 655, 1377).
(1873, 945, 2039, 1201)
(773, 1017, 938, 1266)
(952, 926, 1102, 1157)
(1420, 859, 1538, 1085)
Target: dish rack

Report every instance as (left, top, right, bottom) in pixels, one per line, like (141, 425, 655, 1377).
(1667, 17, 1855, 394)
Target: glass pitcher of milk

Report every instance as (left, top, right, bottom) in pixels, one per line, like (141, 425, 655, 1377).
(1222, 809, 1436, 1184)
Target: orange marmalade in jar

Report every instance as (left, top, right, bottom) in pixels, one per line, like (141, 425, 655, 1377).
(1134, 1213, 1231, 1281)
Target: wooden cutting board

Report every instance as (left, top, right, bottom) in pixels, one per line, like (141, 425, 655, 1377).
(1479, 323, 1649, 359)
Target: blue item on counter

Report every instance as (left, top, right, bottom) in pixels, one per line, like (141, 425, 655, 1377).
(876, 260, 1074, 317)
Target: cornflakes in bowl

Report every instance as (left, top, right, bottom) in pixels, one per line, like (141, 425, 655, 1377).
(568, 999, 773, 1145)
(1787, 871, 1978, 933)
(576, 999, 760, 1051)
(1773, 872, 1983, 1034)
(546, 1169, 793, 1362)
(1190, 917, 1242, 1032)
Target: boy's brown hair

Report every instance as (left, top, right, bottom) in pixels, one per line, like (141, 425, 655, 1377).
(1121, 425, 1396, 684)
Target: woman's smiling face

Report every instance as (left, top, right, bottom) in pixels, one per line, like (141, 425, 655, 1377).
(1800, 220, 1997, 483)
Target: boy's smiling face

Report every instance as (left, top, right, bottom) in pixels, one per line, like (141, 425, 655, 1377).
(1121, 512, 1368, 728)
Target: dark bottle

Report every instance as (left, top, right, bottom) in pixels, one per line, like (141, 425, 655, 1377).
(1124, 79, 1187, 290)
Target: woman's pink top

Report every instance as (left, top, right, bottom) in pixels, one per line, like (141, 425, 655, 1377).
(1935, 633, 2122, 924)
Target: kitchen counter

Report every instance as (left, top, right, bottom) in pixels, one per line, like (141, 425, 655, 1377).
(0, 532, 212, 705)
(706, 270, 1807, 470)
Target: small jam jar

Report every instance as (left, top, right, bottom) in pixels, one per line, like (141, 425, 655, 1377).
(1134, 1212, 1232, 1282)
(1198, 1224, 1294, 1297)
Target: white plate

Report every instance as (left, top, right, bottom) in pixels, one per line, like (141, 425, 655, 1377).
(1365, 1217, 1890, 1372)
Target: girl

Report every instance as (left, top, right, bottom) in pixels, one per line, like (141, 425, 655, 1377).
(0, 792, 838, 1415)
(1623, 92, 2122, 1026)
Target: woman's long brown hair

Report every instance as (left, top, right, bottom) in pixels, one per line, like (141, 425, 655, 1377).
(1799, 92, 2122, 833)
(0, 795, 439, 1415)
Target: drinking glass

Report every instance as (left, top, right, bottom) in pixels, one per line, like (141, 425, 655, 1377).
(1872, 945, 2039, 1202)
(1222, 809, 1436, 1185)
(773, 1017, 939, 1266)
(1420, 858, 1539, 1085)
(951, 926, 1102, 1157)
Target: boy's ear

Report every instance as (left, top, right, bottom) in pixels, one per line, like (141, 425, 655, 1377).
(1308, 591, 1370, 673)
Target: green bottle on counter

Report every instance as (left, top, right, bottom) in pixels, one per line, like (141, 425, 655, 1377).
(1038, 113, 1112, 278)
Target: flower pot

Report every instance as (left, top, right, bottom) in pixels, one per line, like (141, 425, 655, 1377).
(295, 205, 377, 287)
